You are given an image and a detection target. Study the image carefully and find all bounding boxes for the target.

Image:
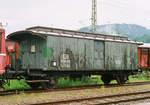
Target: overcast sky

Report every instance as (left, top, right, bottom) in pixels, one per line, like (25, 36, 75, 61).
(1, 0, 150, 34)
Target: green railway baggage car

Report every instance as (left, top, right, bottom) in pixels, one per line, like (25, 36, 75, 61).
(7, 26, 141, 88)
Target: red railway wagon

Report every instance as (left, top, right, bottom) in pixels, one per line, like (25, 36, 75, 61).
(0, 29, 19, 75)
(138, 43, 150, 70)
(0, 29, 7, 74)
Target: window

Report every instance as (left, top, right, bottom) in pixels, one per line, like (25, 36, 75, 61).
(141, 48, 148, 54)
(31, 45, 36, 53)
(30, 39, 36, 53)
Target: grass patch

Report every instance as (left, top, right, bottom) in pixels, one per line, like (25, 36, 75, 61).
(57, 76, 103, 87)
(128, 72, 150, 82)
(3, 79, 30, 90)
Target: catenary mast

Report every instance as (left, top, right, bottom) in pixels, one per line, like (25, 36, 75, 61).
(91, 0, 97, 33)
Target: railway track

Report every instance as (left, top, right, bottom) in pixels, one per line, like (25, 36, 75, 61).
(30, 90, 150, 105)
(1, 81, 150, 96)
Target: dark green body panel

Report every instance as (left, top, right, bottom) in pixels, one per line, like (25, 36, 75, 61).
(105, 42, 138, 70)
(7, 27, 138, 71)
(18, 35, 138, 71)
(19, 36, 47, 69)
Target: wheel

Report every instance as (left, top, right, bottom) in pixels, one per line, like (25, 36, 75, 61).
(0, 80, 3, 88)
(28, 83, 40, 89)
(81, 76, 89, 82)
(49, 76, 58, 88)
(101, 76, 111, 84)
(116, 77, 125, 85)
(116, 75, 128, 85)
(41, 76, 58, 89)
(0, 80, 6, 88)
(41, 82, 51, 89)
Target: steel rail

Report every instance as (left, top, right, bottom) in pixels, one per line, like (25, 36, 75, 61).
(30, 90, 150, 105)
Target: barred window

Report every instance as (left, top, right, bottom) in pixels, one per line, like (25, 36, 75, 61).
(141, 48, 148, 54)
(30, 39, 36, 53)
(31, 45, 35, 53)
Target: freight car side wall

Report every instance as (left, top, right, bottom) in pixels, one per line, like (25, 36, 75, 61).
(46, 36, 138, 71)
(105, 42, 138, 70)
(19, 36, 47, 70)
(46, 36, 96, 70)
(18, 35, 138, 71)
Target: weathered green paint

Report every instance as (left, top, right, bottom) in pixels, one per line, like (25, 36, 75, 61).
(7, 28, 138, 71)
(105, 42, 138, 70)
(44, 47, 53, 57)
(134, 52, 138, 61)
(94, 41, 104, 69)
(17, 36, 47, 69)
(19, 48, 22, 59)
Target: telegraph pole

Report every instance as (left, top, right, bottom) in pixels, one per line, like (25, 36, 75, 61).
(91, 0, 97, 33)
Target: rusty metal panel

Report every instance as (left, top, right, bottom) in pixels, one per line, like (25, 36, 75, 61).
(94, 41, 104, 69)
(105, 42, 138, 70)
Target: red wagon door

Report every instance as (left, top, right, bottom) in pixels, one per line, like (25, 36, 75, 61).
(139, 48, 148, 67)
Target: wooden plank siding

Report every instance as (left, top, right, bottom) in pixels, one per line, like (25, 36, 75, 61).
(7, 27, 139, 71)
(19, 36, 47, 70)
(105, 42, 138, 70)
(46, 36, 137, 71)
(17, 34, 138, 71)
